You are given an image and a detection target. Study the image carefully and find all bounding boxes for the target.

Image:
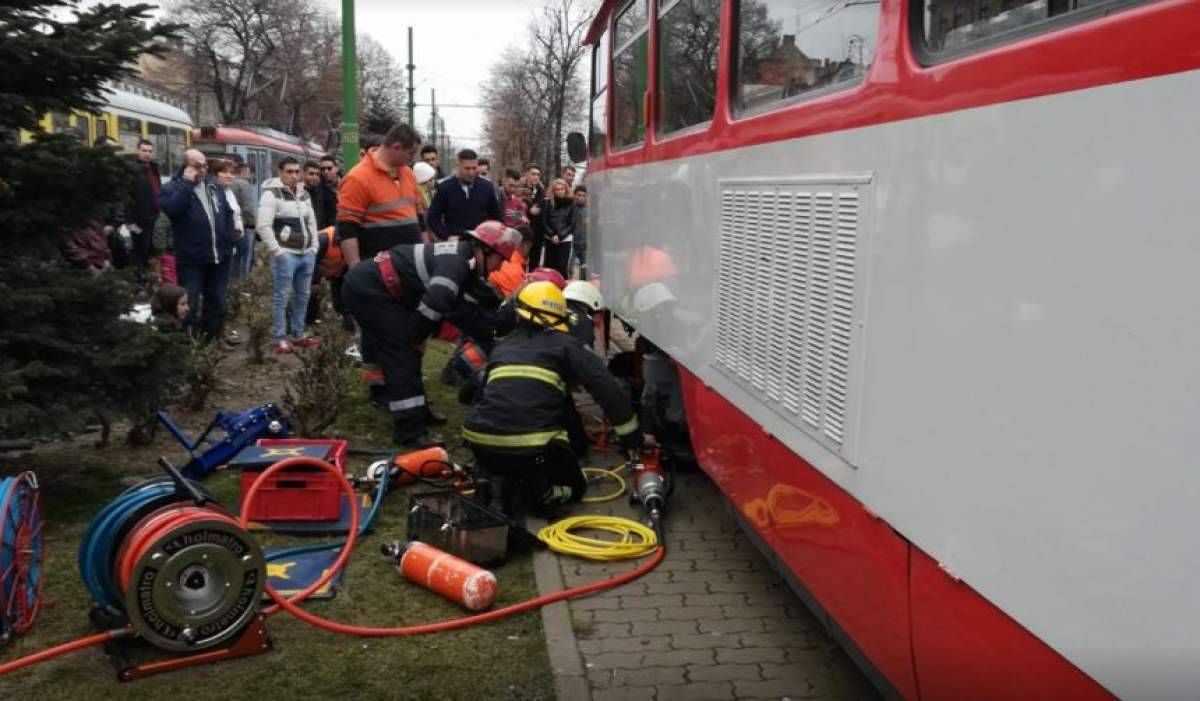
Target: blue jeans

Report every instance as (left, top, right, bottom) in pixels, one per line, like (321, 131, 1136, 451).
(230, 230, 255, 281)
(178, 257, 233, 342)
(272, 250, 316, 340)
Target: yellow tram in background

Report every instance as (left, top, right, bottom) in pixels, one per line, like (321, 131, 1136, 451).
(21, 81, 193, 173)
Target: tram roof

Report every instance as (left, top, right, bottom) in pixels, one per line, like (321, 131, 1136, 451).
(102, 83, 192, 128)
(584, 0, 621, 45)
(192, 125, 325, 156)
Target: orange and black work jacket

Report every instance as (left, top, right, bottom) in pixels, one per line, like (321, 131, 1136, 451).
(336, 150, 421, 258)
(380, 241, 501, 345)
(463, 327, 642, 455)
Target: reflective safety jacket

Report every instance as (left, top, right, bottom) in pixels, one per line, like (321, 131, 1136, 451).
(337, 149, 422, 256)
(463, 326, 642, 455)
(382, 241, 499, 344)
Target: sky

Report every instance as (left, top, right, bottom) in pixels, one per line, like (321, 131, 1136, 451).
(319, 0, 545, 148)
(111, 0, 565, 148)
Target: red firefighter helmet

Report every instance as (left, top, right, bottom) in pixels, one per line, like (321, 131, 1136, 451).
(467, 220, 520, 261)
(528, 267, 566, 290)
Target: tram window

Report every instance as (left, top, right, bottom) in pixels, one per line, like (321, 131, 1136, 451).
(118, 116, 143, 152)
(590, 28, 610, 157)
(734, 0, 878, 114)
(147, 122, 169, 169)
(612, 0, 650, 150)
(916, 0, 1139, 57)
(95, 117, 110, 142)
(49, 113, 69, 133)
(657, 0, 721, 135)
(615, 0, 648, 46)
(167, 127, 187, 173)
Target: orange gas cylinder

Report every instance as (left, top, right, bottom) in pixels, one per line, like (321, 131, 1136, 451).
(390, 447, 452, 486)
(397, 541, 498, 611)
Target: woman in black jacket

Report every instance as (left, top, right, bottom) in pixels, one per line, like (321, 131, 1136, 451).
(539, 178, 577, 277)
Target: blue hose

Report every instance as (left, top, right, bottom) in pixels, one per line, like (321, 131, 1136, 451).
(77, 482, 180, 610)
(264, 471, 389, 563)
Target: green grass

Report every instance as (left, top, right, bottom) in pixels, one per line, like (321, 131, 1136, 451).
(0, 341, 554, 699)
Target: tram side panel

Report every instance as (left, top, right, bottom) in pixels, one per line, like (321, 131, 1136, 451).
(590, 64, 1200, 699)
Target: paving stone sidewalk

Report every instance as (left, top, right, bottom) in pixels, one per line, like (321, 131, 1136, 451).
(532, 460, 880, 701)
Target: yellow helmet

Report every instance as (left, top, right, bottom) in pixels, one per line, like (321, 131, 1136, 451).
(515, 281, 569, 332)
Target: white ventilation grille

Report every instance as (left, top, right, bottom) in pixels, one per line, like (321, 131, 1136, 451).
(714, 175, 871, 460)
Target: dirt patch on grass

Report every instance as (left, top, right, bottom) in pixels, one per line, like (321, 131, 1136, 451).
(0, 336, 554, 699)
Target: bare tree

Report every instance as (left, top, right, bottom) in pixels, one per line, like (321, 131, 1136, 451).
(153, 0, 404, 149)
(358, 35, 405, 136)
(528, 0, 591, 175)
(166, 0, 284, 124)
(482, 0, 593, 175)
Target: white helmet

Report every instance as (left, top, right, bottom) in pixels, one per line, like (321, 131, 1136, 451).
(563, 280, 604, 311)
(413, 161, 437, 184)
(632, 282, 675, 313)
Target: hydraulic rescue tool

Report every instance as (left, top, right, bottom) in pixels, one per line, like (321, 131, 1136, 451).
(0, 471, 42, 645)
(77, 459, 269, 679)
(629, 447, 670, 540)
(158, 404, 291, 479)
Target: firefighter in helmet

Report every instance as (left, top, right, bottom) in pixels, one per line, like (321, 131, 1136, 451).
(463, 281, 644, 518)
(342, 220, 521, 449)
(563, 280, 604, 350)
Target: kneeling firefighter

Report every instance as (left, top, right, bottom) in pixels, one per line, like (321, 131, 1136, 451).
(463, 281, 644, 518)
(342, 221, 522, 449)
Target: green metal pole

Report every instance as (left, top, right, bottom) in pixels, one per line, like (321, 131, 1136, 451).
(406, 27, 415, 126)
(341, 0, 359, 170)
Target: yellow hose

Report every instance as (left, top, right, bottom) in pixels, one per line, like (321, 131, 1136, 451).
(538, 515, 658, 561)
(581, 466, 626, 503)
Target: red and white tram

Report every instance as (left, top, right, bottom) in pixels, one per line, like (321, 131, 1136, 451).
(575, 0, 1200, 698)
(192, 125, 326, 188)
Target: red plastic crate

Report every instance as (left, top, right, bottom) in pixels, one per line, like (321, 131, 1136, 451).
(238, 439, 347, 522)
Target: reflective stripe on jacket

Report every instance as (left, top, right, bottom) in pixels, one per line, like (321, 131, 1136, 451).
(463, 325, 639, 454)
(336, 149, 421, 256)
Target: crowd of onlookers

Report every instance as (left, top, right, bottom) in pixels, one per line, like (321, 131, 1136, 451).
(66, 132, 589, 353)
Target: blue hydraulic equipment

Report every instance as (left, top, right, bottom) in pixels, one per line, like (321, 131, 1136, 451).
(156, 404, 291, 479)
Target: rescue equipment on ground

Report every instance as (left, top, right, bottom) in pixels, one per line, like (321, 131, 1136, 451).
(230, 439, 348, 522)
(383, 540, 499, 611)
(582, 464, 627, 503)
(630, 448, 670, 542)
(537, 515, 658, 561)
(368, 446, 456, 487)
(76, 459, 270, 679)
(0, 471, 42, 644)
(158, 404, 291, 479)
(2, 455, 668, 678)
(407, 490, 512, 564)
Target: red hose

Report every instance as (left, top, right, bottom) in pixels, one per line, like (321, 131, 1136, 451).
(0, 630, 126, 676)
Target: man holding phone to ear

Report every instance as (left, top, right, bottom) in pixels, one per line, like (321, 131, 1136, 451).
(160, 148, 238, 342)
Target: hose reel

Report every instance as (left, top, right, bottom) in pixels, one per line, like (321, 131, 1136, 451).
(78, 466, 265, 653)
(0, 471, 43, 644)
